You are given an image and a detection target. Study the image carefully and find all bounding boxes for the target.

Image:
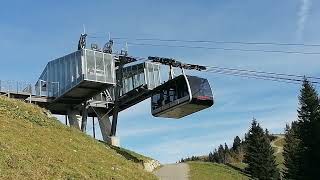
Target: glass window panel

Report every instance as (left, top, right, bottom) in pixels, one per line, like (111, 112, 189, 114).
(76, 51, 82, 82)
(104, 54, 113, 83)
(71, 53, 76, 85)
(95, 52, 105, 82)
(66, 55, 71, 89)
(86, 50, 95, 80)
(154, 69, 159, 88)
(148, 70, 154, 89)
(59, 58, 64, 92)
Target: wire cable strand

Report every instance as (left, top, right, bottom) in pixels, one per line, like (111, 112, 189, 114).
(205, 69, 320, 84)
(112, 54, 320, 84)
(205, 66, 320, 80)
(111, 37, 320, 47)
(125, 42, 320, 55)
(206, 70, 302, 85)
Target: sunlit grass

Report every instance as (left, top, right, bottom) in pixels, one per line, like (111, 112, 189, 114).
(188, 161, 250, 180)
(0, 97, 156, 180)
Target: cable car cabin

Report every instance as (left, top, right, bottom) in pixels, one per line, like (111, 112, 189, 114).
(151, 75, 214, 118)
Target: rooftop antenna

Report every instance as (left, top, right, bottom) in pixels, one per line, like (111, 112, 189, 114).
(83, 24, 86, 34)
(77, 25, 87, 50)
(103, 32, 114, 54)
(125, 42, 129, 54)
(108, 32, 111, 41)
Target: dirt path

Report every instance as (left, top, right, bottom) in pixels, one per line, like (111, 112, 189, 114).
(271, 135, 284, 154)
(153, 163, 189, 180)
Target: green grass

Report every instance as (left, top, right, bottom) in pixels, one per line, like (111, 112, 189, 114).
(274, 136, 285, 147)
(271, 135, 285, 171)
(229, 162, 247, 170)
(110, 146, 153, 163)
(188, 161, 250, 180)
(0, 97, 156, 180)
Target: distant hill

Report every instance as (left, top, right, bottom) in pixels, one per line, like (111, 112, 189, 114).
(0, 97, 156, 179)
(184, 134, 286, 179)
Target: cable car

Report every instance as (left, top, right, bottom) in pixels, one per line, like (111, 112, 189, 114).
(151, 74, 214, 118)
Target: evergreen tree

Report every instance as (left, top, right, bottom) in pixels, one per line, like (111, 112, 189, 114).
(265, 128, 270, 137)
(224, 143, 231, 163)
(208, 152, 213, 162)
(283, 122, 303, 179)
(295, 78, 320, 178)
(232, 136, 241, 151)
(217, 144, 224, 163)
(213, 149, 219, 162)
(224, 143, 229, 151)
(244, 119, 279, 179)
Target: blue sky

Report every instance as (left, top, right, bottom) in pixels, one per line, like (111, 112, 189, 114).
(1, 0, 320, 163)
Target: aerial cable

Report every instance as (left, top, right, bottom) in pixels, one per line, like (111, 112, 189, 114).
(87, 34, 320, 47)
(204, 66, 320, 80)
(206, 69, 320, 84)
(206, 70, 302, 85)
(85, 34, 320, 84)
(121, 54, 320, 84)
(206, 69, 310, 84)
(125, 42, 320, 55)
(86, 35, 320, 55)
(112, 37, 320, 47)
(205, 68, 320, 84)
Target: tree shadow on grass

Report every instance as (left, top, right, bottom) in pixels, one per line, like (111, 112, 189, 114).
(225, 163, 251, 178)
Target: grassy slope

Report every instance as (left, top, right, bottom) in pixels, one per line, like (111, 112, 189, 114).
(109, 146, 153, 163)
(186, 135, 286, 179)
(0, 97, 156, 180)
(271, 135, 285, 171)
(188, 161, 250, 180)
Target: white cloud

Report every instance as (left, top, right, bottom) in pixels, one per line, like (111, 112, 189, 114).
(297, 0, 312, 41)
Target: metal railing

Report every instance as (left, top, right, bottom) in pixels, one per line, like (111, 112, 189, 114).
(0, 80, 34, 94)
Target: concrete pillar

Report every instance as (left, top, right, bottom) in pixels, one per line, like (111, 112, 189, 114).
(67, 110, 82, 130)
(108, 136, 120, 147)
(96, 109, 112, 141)
(95, 109, 120, 147)
(81, 106, 88, 132)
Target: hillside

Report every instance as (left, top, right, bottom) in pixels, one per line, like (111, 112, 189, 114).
(270, 134, 285, 170)
(188, 161, 250, 180)
(182, 134, 285, 179)
(0, 97, 156, 179)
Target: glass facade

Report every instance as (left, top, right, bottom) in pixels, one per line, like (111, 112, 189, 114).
(36, 49, 115, 97)
(151, 75, 189, 110)
(121, 62, 161, 95)
(83, 49, 115, 83)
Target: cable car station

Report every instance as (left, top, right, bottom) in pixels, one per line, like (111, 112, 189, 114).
(0, 34, 214, 146)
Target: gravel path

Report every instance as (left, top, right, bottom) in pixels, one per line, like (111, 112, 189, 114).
(271, 135, 284, 154)
(153, 163, 189, 180)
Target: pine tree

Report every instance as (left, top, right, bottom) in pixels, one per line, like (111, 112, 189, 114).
(208, 152, 213, 162)
(224, 143, 229, 164)
(213, 149, 219, 162)
(232, 136, 241, 151)
(265, 128, 270, 138)
(244, 119, 279, 179)
(217, 144, 224, 163)
(283, 122, 303, 179)
(296, 78, 320, 178)
(224, 143, 233, 164)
